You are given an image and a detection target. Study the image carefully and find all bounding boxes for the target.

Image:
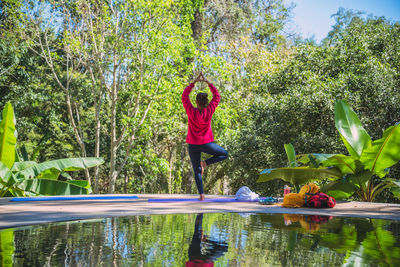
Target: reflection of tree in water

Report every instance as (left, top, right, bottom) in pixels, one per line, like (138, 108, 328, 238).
(4, 213, 400, 266)
(388, 222, 400, 240)
(186, 213, 228, 266)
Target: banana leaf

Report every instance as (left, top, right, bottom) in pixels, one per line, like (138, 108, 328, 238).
(322, 170, 372, 200)
(321, 180, 358, 200)
(335, 100, 371, 159)
(36, 168, 87, 181)
(297, 153, 337, 167)
(321, 154, 356, 174)
(60, 172, 72, 179)
(360, 123, 400, 178)
(11, 161, 37, 172)
(284, 143, 297, 167)
(257, 167, 342, 185)
(19, 144, 29, 161)
(390, 181, 400, 200)
(347, 170, 372, 187)
(67, 180, 90, 188)
(19, 178, 89, 195)
(31, 132, 51, 161)
(36, 168, 62, 180)
(17, 157, 104, 180)
(0, 101, 17, 169)
(5, 187, 25, 197)
(0, 161, 12, 184)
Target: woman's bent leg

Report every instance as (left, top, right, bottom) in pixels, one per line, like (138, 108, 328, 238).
(188, 144, 204, 195)
(202, 142, 228, 166)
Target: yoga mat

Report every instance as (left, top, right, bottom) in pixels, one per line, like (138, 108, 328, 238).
(10, 195, 139, 202)
(147, 198, 259, 203)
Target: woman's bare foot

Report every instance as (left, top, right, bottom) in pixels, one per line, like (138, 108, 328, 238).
(199, 194, 205, 201)
(200, 160, 207, 176)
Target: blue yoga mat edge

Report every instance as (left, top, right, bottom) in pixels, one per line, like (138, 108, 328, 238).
(147, 198, 258, 203)
(10, 195, 139, 202)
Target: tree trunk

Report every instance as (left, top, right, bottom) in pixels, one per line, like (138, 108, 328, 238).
(186, 168, 194, 194)
(168, 146, 176, 193)
(185, 0, 209, 67)
(108, 83, 118, 193)
(191, 9, 203, 42)
(191, 0, 209, 42)
(124, 170, 128, 194)
(91, 69, 103, 194)
(204, 167, 225, 193)
(65, 90, 91, 184)
(108, 111, 117, 193)
(93, 108, 101, 193)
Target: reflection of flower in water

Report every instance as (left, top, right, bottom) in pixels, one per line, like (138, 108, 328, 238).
(283, 214, 333, 232)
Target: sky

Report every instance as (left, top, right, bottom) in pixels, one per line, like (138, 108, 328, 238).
(283, 0, 400, 42)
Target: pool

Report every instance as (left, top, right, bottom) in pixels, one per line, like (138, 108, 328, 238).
(1, 213, 399, 266)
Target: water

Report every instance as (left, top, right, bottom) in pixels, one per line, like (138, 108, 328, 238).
(1, 213, 400, 266)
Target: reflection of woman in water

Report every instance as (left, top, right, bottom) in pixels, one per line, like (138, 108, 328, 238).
(186, 213, 228, 267)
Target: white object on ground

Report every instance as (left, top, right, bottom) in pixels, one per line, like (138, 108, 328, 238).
(235, 186, 259, 201)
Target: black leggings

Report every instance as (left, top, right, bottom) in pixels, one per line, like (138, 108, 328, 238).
(188, 142, 228, 194)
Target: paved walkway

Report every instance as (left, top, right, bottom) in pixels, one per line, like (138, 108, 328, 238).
(1, 194, 400, 229)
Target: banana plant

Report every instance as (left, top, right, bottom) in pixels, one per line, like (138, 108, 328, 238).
(257, 143, 342, 191)
(258, 100, 400, 202)
(0, 102, 104, 197)
(322, 100, 400, 201)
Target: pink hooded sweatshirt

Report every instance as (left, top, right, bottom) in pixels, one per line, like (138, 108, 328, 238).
(182, 83, 220, 145)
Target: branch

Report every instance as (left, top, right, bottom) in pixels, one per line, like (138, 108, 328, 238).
(73, 100, 85, 144)
(115, 70, 164, 177)
(0, 63, 17, 76)
(29, 7, 88, 163)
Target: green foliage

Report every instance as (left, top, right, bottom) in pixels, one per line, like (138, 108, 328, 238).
(0, 102, 16, 169)
(327, 101, 400, 201)
(6, 213, 400, 266)
(0, 229, 14, 267)
(0, 102, 104, 197)
(334, 100, 371, 159)
(391, 181, 400, 199)
(258, 167, 342, 186)
(257, 100, 400, 202)
(360, 123, 400, 177)
(0, 0, 295, 195)
(1, 0, 400, 203)
(258, 143, 341, 189)
(320, 218, 400, 265)
(228, 14, 400, 202)
(284, 143, 297, 167)
(321, 155, 356, 174)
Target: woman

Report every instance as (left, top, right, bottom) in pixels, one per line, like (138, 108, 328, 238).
(182, 72, 228, 201)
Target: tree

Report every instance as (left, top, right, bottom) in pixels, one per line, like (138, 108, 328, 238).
(25, 0, 193, 193)
(226, 13, 400, 201)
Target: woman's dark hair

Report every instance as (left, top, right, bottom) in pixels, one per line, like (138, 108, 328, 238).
(196, 93, 209, 110)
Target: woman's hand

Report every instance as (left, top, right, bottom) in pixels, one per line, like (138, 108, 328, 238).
(199, 72, 210, 85)
(193, 71, 211, 84)
(193, 72, 202, 84)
